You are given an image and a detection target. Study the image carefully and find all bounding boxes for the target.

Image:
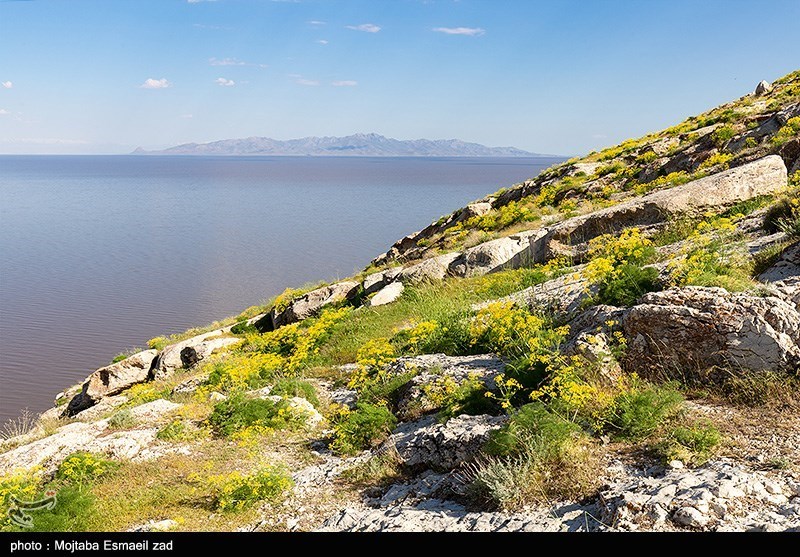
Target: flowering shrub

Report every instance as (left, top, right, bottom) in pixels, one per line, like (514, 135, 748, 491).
(0, 469, 41, 529)
(469, 302, 567, 362)
(207, 394, 309, 437)
(390, 320, 438, 354)
(460, 201, 537, 232)
(56, 452, 118, 487)
(698, 152, 732, 170)
(347, 338, 397, 389)
(206, 467, 293, 512)
(583, 228, 659, 305)
(669, 216, 752, 290)
(206, 352, 284, 390)
(772, 116, 800, 146)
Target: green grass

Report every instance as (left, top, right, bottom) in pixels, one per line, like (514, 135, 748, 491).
(310, 267, 552, 367)
(207, 394, 307, 437)
(607, 383, 684, 440)
(269, 378, 320, 408)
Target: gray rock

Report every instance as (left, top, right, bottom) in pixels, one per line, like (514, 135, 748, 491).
(448, 231, 541, 278)
(370, 282, 405, 307)
(85, 350, 158, 402)
(624, 286, 800, 376)
(399, 252, 461, 284)
(271, 281, 360, 328)
(755, 80, 772, 96)
(153, 331, 241, 379)
(328, 388, 358, 409)
(673, 506, 709, 528)
(388, 414, 506, 471)
(362, 268, 402, 296)
(758, 242, 800, 284)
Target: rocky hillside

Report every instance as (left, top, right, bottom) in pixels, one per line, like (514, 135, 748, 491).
(1, 71, 799, 533)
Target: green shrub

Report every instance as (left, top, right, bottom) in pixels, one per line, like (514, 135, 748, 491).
(230, 321, 257, 335)
(207, 394, 307, 437)
(712, 125, 736, 146)
(56, 452, 118, 486)
(208, 467, 293, 512)
(107, 409, 137, 430)
(469, 402, 598, 509)
(358, 371, 417, 407)
(485, 402, 581, 457)
(269, 378, 320, 408)
(330, 403, 397, 456)
(156, 419, 204, 442)
(607, 383, 684, 440)
(596, 264, 660, 306)
(657, 422, 721, 466)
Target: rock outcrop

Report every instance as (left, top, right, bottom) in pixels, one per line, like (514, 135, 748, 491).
(623, 286, 800, 376)
(370, 282, 405, 307)
(268, 281, 360, 329)
(152, 331, 241, 379)
(388, 414, 506, 471)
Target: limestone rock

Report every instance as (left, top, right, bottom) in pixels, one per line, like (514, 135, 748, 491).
(271, 281, 360, 328)
(563, 305, 628, 384)
(623, 286, 800, 376)
(389, 354, 505, 421)
(370, 282, 405, 307)
(85, 350, 158, 402)
(534, 156, 787, 260)
(755, 80, 772, 96)
(448, 231, 541, 278)
(152, 332, 242, 379)
(399, 252, 460, 284)
(758, 242, 800, 284)
(387, 414, 506, 472)
(363, 268, 402, 296)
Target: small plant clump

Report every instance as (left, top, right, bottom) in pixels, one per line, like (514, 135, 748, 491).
(330, 403, 397, 456)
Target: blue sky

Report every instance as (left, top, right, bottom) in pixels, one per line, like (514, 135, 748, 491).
(0, 0, 798, 155)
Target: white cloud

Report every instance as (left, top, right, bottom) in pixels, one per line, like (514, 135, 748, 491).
(316, 39, 329, 45)
(140, 78, 171, 89)
(0, 109, 9, 115)
(347, 23, 381, 33)
(209, 57, 245, 66)
(294, 77, 319, 86)
(181, 114, 194, 119)
(2, 81, 12, 89)
(308, 20, 326, 25)
(215, 77, 236, 87)
(432, 26, 485, 36)
(332, 80, 357, 87)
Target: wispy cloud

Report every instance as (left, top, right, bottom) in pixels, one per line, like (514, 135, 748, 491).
(346, 23, 381, 33)
(181, 114, 194, 119)
(209, 57, 267, 68)
(332, 80, 357, 87)
(316, 39, 329, 45)
(432, 26, 485, 36)
(294, 77, 319, 86)
(215, 77, 236, 87)
(2, 81, 12, 89)
(140, 78, 171, 89)
(0, 109, 9, 115)
(308, 20, 326, 25)
(209, 57, 246, 66)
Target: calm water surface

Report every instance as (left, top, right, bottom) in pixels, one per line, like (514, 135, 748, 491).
(0, 155, 562, 421)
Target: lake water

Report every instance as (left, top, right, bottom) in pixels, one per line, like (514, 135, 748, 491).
(0, 155, 562, 422)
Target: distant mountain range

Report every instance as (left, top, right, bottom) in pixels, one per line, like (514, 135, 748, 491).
(133, 133, 549, 157)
